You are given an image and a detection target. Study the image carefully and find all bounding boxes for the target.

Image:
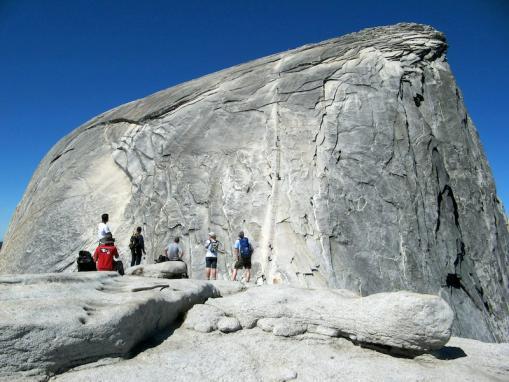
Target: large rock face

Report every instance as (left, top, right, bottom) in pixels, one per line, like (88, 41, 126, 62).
(1, 23, 508, 342)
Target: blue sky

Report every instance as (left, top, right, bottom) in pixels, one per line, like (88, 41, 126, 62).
(0, 0, 508, 241)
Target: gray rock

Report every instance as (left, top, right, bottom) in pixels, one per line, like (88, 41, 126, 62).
(256, 317, 277, 332)
(50, 329, 509, 382)
(0, 273, 221, 380)
(307, 324, 340, 337)
(194, 285, 454, 352)
(1, 23, 508, 342)
(271, 319, 308, 337)
(183, 304, 225, 333)
(125, 261, 188, 278)
(208, 280, 247, 296)
(217, 317, 242, 333)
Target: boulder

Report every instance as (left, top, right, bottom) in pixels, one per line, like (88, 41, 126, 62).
(217, 317, 242, 333)
(125, 261, 188, 278)
(1, 23, 507, 343)
(0, 273, 221, 380)
(187, 285, 454, 353)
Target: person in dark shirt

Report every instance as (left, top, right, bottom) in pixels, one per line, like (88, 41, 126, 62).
(129, 226, 146, 266)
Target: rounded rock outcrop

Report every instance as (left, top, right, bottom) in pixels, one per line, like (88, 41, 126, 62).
(1, 23, 507, 342)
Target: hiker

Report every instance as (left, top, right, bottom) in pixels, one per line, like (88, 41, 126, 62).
(93, 234, 119, 271)
(232, 231, 253, 283)
(205, 232, 220, 280)
(165, 236, 184, 261)
(97, 213, 111, 242)
(129, 226, 146, 266)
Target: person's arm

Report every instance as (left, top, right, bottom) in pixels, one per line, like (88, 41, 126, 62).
(164, 247, 168, 258)
(141, 236, 146, 254)
(179, 246, 184, 259)
(113, 247, 119, 259)
(233, 240, 239, 257)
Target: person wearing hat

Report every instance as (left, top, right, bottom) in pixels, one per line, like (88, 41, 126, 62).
(204, 232, 220, 280)
(93, 234, 120, 271)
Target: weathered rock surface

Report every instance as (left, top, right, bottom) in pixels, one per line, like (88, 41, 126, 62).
(51, 330, 509, 382)
(125, 260, 188, 278)
(1, 23, 508, 342)
(185, 285, 454, 352)
(2, 274, 507, 382)
(0, 273, 222, 380)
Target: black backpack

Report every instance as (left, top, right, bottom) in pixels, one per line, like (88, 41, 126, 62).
(208, 240, 220, 254)
(155, 255, 169, 263)
(77, 251, 96, 272)
(114, 260, 125, 276)
(129, 235, 140, 250)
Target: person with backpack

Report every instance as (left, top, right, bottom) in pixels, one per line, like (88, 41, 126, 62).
(204, 232, 220, 280)
(93, 234, 120, 272)
(232, 231, 253, 283)
(129, 226, 146, 266)
(97, 213, 111, 242)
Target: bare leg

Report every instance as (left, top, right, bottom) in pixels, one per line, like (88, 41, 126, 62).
(211, 268, 217, 280)
(245, 269, 251, 283)
(232, 268, 238, 281)
(205, 267, 211, 280)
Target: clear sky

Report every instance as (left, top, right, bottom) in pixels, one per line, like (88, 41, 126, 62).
(0, 0, 508, 241)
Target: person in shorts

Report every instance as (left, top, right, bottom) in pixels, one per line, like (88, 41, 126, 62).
(205, 232, 219, 280)
(232, 231, 253, 283)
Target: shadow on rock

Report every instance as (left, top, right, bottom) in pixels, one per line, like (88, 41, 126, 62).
(431, 346, 467, 360)
(126, 315, 184, 359)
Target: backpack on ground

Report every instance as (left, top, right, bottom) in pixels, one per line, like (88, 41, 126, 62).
(77, 250, 96, 272)
(208, 240, 219, 254)
(155, 255, 169, 263)
(114, 260, 125, 276)
(239, 237, 253, 257)
(129, 234, 140, 250)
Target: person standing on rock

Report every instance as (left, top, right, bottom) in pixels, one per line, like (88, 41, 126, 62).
(94, 235, 119, 271)
(232, 231, 253, 283)
(129, 226, 146, 266)
(165, 237, 184, 261)
(97, 213, 111, 242)
(205, 232, 220, 280)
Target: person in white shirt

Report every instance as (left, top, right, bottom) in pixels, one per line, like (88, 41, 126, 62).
(204, 232, 220, 280)
(97, 213, 111, 241)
